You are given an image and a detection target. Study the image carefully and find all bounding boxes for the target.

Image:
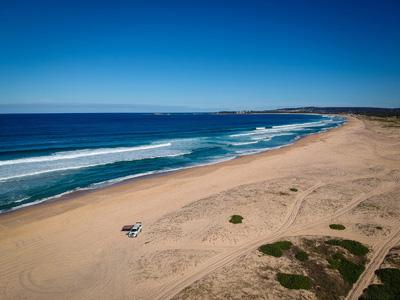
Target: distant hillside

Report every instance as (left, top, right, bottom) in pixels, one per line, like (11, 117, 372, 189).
(218, 107, 400, 117)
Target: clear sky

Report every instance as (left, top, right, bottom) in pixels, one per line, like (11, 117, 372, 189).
(1, 0, 400, 112)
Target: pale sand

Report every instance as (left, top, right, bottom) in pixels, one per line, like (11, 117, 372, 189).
(0, 116, 399, 300)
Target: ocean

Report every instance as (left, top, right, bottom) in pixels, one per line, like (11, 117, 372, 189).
(0, 113, 345, 212)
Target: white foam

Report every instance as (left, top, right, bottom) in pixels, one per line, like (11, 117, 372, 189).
(0, 143, 172, 166)
(250, 133, 293, 140)
(230, 141, 259, 146)
(14, 197, 31, 203)
(0, 189, 87, 213)
(230, 119, 332, 138)
(229, 130, 269, 137)
(0, 151, 190, 182)
(271, 121, 328, 130)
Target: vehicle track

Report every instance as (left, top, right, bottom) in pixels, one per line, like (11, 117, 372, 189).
(153, 179, 397, 300)
(288, 181, 397, 236)
(152, 183, 323, 300)
(345, 226, 400, 300)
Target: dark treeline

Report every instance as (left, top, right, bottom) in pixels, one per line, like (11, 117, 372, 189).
(218, 107, 400, 117)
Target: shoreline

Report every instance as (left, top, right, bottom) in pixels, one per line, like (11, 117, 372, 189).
(0, 115, 348, 223)
(2, 113, 399, 300)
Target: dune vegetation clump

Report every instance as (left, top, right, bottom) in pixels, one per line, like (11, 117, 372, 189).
(325, 239, 369, 256)
(295, 250, 309, 261)
(329, 224, 346, 230)
(360, 268, 400, 299)
(229, 215, 244, 224)
(258, 241, 292, 257)
(276, 273, 312, 290)
(327, 253, 365, 284)
(376, 268, 400, 288)
(289, 187, 298, 192)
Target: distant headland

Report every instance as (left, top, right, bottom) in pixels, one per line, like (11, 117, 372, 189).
(217, 106, 400, 117)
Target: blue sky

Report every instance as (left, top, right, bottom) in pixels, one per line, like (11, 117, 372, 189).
(1, 0, 399, 112)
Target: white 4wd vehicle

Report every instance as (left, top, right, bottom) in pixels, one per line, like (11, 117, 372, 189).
(127, 222, 142, 238)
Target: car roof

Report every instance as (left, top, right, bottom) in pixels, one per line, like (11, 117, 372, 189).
(132, 223, 141, 229)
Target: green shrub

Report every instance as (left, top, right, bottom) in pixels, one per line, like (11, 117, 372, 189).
(259, 244, 282, 257)
(338, 258, 365, 284)
(290, 187, 298, 192)
(327, 252, 344, 269)
(277, 273, 312, 290)
(295, 250, 309, 261)
(258, 241, 292, 257)
(361, 268, 400, 299)
(329, 224, 346, 230)
(328, 253, 365, 284)
(360, 284, 396, 300)
(229, 215, 243, 224)
(325, 239, 369, 256)
(274, 241, 292, 250)
(375, 268, 400, 289)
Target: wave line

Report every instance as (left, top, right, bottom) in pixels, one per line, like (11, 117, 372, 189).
(0, 143, 172, 166)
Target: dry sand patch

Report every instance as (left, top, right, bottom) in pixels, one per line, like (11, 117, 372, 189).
(295, 177, 382, 225)
(129, 249, 217, 282)
(148, 177, 315, 245)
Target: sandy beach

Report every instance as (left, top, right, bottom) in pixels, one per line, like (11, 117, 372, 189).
(1, 115, 399, 300)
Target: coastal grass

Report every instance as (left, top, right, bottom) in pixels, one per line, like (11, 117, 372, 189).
(295, 250, 309, 261)
(229, 215, 243, 224)
(277, 273, 312, 290)
(289, 187, 298, 192)
(325, 239, 369, 256)
(328, 253, 365, 284)
(329, 224, 346, 230)
(361, 268, 400, 299)
(258, 241, 292, 257)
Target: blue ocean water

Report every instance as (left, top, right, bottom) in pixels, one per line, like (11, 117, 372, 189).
(0, 113, 345, 212)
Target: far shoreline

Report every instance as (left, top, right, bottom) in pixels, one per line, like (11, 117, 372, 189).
(0, 114, 349, 221)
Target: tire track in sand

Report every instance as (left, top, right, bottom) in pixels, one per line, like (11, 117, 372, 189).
(345, 226, 400, 300)
(154, 180, 397, 300)
(288, 181, 397, 236)
(152, 182, 323, 300)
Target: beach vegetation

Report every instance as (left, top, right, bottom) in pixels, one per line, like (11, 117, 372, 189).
(375, 268, 400, 289)
(295, 250, 309, 261)
(325, 239, 369, 256)
(360, 268, 400, 299)
(274, 241, 293, 250)
(329, 224, 346, 230)
(258, 241, 292, 257)
(290, 187, 298, 192)
(360, 284, 395, 300)
(277, 273, 312, 290)
(327, 253, 365, 284)
(229, 215, 243, 224)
